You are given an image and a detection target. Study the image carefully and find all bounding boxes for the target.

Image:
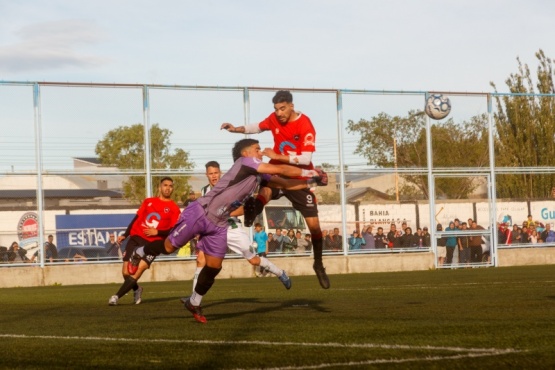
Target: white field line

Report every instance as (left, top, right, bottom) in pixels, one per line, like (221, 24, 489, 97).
(0, 333, 520, 354)
(0, 334, 522, 369)
(234, 350, 521, 370)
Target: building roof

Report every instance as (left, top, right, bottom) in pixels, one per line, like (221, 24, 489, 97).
(73, 157, 102, 165)
(0, 189, 123, 199)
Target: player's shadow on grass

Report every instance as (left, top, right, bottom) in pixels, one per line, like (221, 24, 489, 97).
(159, 297, 330, 321)
(203, 298, 331, 321)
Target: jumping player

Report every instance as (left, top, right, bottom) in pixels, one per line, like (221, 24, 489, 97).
(129, 138, 327, 323)
(108, 177, 180, 306)
(220, 90, 330, 289)
(190, 160, 292, 294)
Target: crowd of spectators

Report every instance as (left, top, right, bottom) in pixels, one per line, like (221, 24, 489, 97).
(498, 214, 554, 245)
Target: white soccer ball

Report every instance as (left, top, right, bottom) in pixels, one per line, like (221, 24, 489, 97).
(425, 94, 451, 120)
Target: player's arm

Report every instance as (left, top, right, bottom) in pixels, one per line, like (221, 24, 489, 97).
(119, 214, 138, 244)
(265, 175, 319, 190)
(256, 162, 313, 178)
(221, 122, 263, 134)
(263, 148, 313, 166)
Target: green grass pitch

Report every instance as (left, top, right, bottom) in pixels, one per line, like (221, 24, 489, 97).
(1, 265, 554, 369)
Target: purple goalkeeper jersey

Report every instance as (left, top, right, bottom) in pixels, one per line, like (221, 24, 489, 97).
(196, 156, 271, 228)
(168, 157, 271, 258)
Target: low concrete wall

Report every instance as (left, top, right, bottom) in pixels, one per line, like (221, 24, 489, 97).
(497, 247, 555, 266)
(0, 252, 435, 289)
(1, 248, 553, 289)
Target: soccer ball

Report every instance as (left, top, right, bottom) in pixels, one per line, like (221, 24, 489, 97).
(425, 94, 451, 120)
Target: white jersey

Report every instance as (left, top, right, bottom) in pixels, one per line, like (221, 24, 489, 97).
(226, 217, 256, 260)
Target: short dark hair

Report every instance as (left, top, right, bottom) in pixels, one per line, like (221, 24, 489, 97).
(272, 90, 293, 104)
(160, 176, 173, 184)
(205, 161, 220, 169)
(232, 138, 259, 162)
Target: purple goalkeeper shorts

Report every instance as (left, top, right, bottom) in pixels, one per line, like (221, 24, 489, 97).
(168, 202, 228, 258)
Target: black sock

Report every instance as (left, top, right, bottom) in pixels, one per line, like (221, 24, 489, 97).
(116, 276, 137, 298)
(195, 266, 222, 296)
(312, 232, 323, 261)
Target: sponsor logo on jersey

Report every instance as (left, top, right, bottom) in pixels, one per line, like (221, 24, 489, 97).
(144, 212, 161, 228)
(304, 133, 315, 147)
(279, 141, 296, 154)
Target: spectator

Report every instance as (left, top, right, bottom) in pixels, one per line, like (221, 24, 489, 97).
(445, 221, 458, 265)
(182, 190, 197, 207)
(361, 225, 375, 249)
(541, 224, 555, 243)
(498, 223, 512, 245)
(273, 228, 285, 253)
(530, 229, 539, 244)
(511, 224, 520, 244)
(387, 223, 402, 248)
(104, 233, 121, 259)
(323, 229, 334, 251)
(436, 224, 447, 266)
(522, 214, 538, 229)
(295, 230, 309, 254)
(415, 228, 424, 248)
(469, 220, 485, 263)
(8, 242, 30, 263)
(253, 223, 268, 257)
(329, 228, 343, 251)
(267, 233, 280, 253)
(348, 230, 366, 250)
(304, 234, 313, 252)
(404, 227, 420, 248)
(458, 222, 471, 264)
(44, 234, 58, 261)
(282, 229, 297, 254)
(422, 227, 431, 248)
(253, 223, 269, 276)
(520, 226, 530, 243)
(71, 249, 88, 263)
(374, 227, 388, 249)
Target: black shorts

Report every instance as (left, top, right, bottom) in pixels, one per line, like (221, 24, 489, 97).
(122, 235, 149, 262)
(270, 187, 319, 218)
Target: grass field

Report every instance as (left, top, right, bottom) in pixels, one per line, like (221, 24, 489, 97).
(1, 265, 554, 369)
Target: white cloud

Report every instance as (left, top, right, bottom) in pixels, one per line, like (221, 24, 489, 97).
(0, 20, 110, 73)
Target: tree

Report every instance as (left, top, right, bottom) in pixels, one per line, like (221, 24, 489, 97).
(491, 49, 555, 199)
(95, 123, 194, 203)
(346, 111, 489, 199)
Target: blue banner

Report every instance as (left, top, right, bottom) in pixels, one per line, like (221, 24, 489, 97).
(55, 214, 135, 247)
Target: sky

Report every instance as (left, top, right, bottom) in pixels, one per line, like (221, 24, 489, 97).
(1, 0, 554, 92)
(0, 0, 554, 172)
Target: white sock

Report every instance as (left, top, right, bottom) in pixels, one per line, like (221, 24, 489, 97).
(192, 267, 202, 293)
(190, 291, 203, 306)
(258, 256, 283, 277)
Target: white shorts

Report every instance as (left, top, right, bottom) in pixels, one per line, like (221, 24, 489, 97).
(226, 218, 256, 260)
(437, 246, 447, 258)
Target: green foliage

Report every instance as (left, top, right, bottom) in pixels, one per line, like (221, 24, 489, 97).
(95, 123, 194, 203)
(346, 111, 489, 199)
(491, 49, 555, 198)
